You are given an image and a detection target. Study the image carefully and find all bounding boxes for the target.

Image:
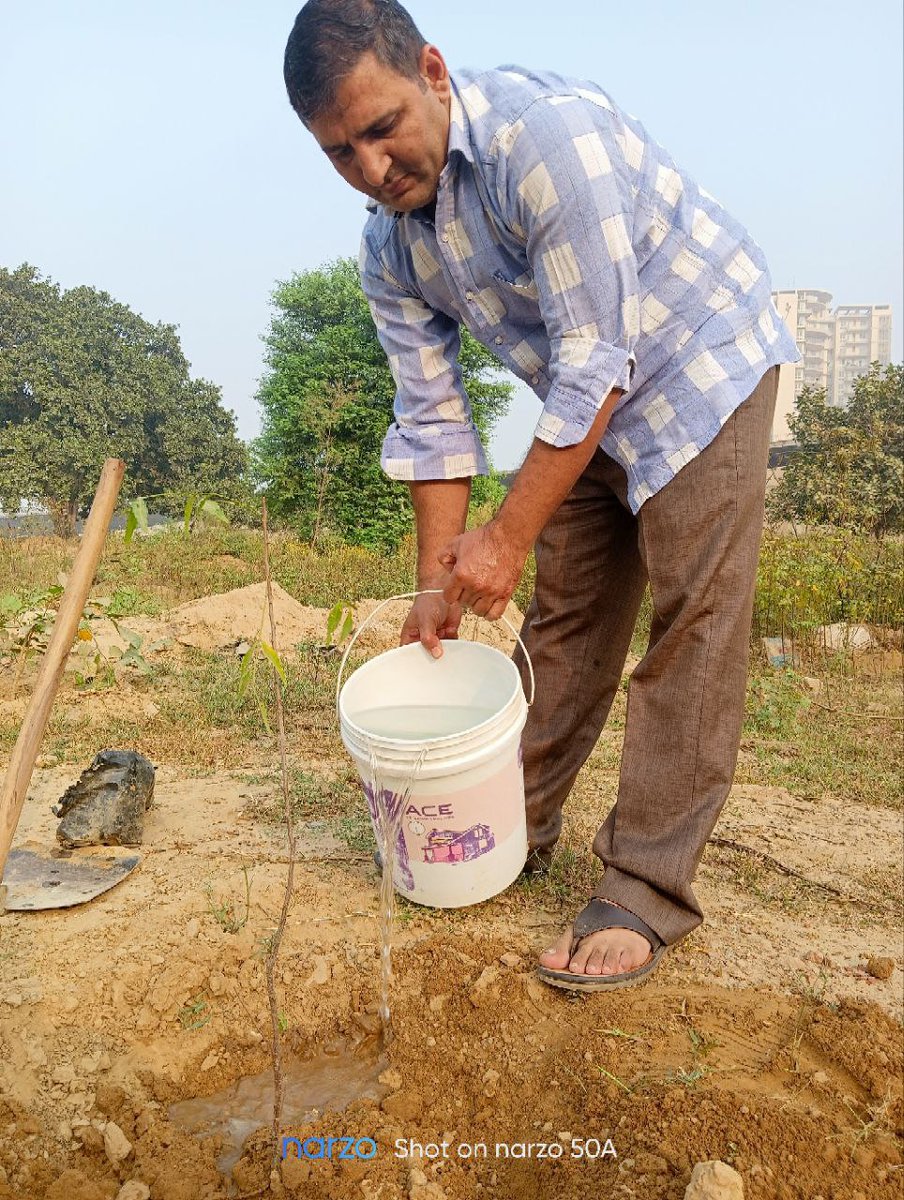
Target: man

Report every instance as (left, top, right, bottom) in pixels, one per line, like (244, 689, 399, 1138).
(284, 0, 799, 990)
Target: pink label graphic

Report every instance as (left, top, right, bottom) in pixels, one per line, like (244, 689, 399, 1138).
(363, 750, 524, 876)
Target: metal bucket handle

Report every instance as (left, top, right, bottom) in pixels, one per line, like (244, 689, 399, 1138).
(335, 589, 535, 713)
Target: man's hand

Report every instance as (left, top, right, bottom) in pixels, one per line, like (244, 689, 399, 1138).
(400, 591, 464, 658)
(438, 519, 529, 621)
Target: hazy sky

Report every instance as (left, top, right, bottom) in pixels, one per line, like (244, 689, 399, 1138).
(2, 0, 902, 468)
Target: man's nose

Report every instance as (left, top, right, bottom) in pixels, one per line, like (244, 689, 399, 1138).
(357, 144, 390, 187)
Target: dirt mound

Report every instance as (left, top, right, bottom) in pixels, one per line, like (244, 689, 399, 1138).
(164, 582, 326, 653)
(84, 587, 525, 663)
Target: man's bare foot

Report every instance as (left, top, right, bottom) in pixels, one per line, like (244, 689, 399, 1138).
(538, 923, 652, 977)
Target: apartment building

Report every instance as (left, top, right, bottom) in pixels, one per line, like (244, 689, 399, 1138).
(769, 291, 893, 444)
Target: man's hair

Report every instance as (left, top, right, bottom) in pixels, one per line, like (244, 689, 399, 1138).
(284, 0, 428, 125)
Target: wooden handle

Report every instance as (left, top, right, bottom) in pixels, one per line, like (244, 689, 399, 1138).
(0, 459, 126, 881)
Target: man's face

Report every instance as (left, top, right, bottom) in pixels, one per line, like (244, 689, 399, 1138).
(308, 45, 451, 213)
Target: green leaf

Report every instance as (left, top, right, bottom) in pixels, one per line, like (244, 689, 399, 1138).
(338, 613, 353, 644)
(183, 495, 196, 536)
(124, 497, 149, 544)
(197, 498, 228, 525)
(260, 640, 287, 683)
(237, 642, 256, 697)
(326, 601, 343, 640)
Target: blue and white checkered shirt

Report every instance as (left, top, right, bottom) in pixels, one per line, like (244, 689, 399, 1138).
(360, 66, 799, 512)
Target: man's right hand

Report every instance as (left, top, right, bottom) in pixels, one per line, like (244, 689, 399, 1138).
(400, 591, 463, 658)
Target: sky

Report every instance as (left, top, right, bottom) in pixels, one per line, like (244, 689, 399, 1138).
(2, 0, 902, 469)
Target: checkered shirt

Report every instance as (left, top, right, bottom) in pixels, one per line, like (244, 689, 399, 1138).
(360, 66, 800, 511)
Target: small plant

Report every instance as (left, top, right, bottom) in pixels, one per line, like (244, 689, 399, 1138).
(238, 637, 287, 733)
(745, 669, 810, 737)
(123, 491, 229, 543)
(178, 995, 211, 1031)
(326, 601, 354, 648)
(672, 1064, 709, 1087)
(204, 864, 252, 934)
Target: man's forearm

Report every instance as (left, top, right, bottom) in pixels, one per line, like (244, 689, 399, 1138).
(495, 389, 623, 553)
(409, 478, 471, 587)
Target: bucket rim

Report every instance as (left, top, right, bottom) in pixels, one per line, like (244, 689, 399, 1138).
(337, 639, 524, 746)
(340, 688, 524, 750)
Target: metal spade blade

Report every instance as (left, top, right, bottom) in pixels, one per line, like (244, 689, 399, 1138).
(1, 842, 141, 910)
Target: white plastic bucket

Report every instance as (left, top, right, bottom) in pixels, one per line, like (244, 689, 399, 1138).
(337, 593, 534, 908)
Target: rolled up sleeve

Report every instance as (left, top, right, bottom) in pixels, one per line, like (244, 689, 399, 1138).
(491, 95, 640, 447)
(359, 236, 488, 481)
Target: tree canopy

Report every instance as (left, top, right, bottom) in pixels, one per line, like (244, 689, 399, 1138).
(253, 258, 513, 550)
(768, 361, 903, 535)
(0, 264, 248, 535)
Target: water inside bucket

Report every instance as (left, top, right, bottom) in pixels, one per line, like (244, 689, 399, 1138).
(353, 703, 499, 740)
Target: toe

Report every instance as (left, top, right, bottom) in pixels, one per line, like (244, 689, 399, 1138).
(538, 928, 573, 970)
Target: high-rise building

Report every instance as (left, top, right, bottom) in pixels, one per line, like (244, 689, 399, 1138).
(832, 305, 893, 407)
(769, 292, 893, 443)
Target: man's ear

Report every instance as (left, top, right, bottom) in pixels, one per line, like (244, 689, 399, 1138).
(420, 44, 450, 98)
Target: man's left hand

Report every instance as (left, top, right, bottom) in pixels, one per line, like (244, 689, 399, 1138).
(438, 520, 528, 620)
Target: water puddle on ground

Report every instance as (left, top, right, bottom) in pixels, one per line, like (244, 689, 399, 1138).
(169, 1043, 387, 1176)
(170, 750, 426, 1179)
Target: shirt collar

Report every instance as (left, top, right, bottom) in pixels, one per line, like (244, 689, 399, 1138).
(365, 71, 473, 220)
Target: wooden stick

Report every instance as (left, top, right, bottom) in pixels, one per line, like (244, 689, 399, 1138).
(0, 459, 125, 895)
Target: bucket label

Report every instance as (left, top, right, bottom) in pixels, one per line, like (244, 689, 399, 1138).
(364, 753, 524, 886)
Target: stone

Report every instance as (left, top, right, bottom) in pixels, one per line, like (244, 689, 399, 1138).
(54, 749, 155, 847)
(115, 1184, 151, 1200)
(684, 1160, 744, 1199)
(865, 956, 895, 980)
(185, 918, 200, 938)
(208, 972, 226, 996)
(307, 956, 332, 987)
(103, 1121, 133, 1165)
(381, 1090, 422, 1121)
(280, 1154, 312, 1193)
(499, 952, 522, 968)
(378, 1067, 402, 1090)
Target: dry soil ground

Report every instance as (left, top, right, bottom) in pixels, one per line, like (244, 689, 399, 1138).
(0, 580, 901, 1200)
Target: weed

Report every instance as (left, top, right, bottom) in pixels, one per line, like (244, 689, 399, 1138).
(178, 995, 211, 1031)
(687, 1026, 719, 1057)
(336, 812, 375, 854)
(670, 1064, 709, 1088)
(595, 1027, 649, 1047)
(593, 1064, 634, 1094)
(841, 1090, 896, 1149)
(745, 669, 809, 737)
(205, 864, 252, 934)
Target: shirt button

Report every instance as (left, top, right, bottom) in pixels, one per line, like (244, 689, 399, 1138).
(441, 233, 449, 243)
(465, 290, 475, 301)
(494, 336, 504, 345)
(531, 374, 540, 385)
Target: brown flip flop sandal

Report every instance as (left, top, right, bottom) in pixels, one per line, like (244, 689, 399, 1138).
(538, 898, 668, 992)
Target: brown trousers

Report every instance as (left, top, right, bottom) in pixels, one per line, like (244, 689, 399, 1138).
(514, 367, 778, 945)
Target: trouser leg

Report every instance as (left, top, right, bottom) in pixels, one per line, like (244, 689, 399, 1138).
(514, 453, 648, 852)
(592, 368, 779, 944)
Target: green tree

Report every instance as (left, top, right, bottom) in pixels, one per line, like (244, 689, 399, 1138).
(253, 257, 513, 550)
(0, 264, 249, 535)
(768, 362, 903, 535)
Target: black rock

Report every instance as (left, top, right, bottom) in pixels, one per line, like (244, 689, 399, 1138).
(53, 750, 156, 847)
